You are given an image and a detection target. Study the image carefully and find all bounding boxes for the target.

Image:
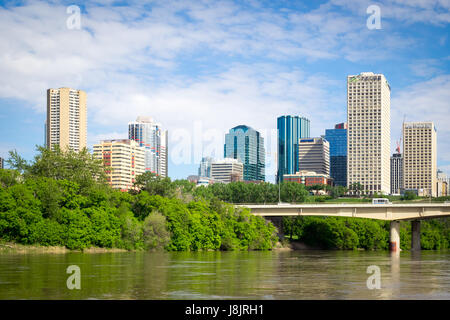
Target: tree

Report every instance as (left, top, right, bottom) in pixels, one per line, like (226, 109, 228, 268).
(401, 190, 416, 201)
(143, 212, 170, 250)
(350, 182, 363, 196)
(133, 172, 175, 197)
(28, 146, 108, 190)
(280, 182, 308, 203)
(6, 149, 29, 174)
(330, 186, 347, 199)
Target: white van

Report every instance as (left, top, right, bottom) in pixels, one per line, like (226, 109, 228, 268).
(372, 198, 391, 204)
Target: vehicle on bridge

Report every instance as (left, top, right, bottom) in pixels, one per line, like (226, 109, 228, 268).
(372, 198, 391, 204)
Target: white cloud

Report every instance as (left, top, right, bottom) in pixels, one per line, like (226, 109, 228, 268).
(0, 0, 449, 179)
(391, 74, 450, 175)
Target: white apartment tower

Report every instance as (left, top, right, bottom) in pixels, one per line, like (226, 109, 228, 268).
(347, 72, 391, 195)
(403, 122, 437, 197)
(128, 116, 168, 177)
(46, 88, 87, 151)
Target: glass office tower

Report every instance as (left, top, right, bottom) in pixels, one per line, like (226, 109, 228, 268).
(198, 156, 214, 178)
(224, 125, 265, 181)
(277, 115, 310, 182)
(324, 123, 347, 186)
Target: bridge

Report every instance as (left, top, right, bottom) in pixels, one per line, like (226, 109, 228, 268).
(236, 203, 450, 252)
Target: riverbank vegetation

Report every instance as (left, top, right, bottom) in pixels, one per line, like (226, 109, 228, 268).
(1, 147, 448, 251)
(0, 147, 277, 251)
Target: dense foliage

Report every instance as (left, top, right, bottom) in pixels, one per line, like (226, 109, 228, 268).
(0, 148, 277, 251)
(1, 147, 448, 251)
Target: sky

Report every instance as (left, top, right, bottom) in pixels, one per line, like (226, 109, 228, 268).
(0, 0, 449, 183)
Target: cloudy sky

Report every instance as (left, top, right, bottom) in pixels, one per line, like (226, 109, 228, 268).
(0, 0, 449, 182)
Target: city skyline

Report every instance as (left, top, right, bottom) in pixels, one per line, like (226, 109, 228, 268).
(0, 1, 449, 183)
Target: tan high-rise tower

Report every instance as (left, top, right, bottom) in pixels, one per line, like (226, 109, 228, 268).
(46, 88, 87, 151)
(403, 122, 437, 197)
(347, 72, 391, 195)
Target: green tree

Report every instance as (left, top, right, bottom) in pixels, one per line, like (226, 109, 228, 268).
(133, 172, 175, 197)
(401, 190, 417, 201)
(6, 149, 29, 174)
(28, 146, 108, 190)
(143, 212, 171, 250)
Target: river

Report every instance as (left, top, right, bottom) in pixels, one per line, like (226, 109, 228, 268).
(0, 250, 449, 299)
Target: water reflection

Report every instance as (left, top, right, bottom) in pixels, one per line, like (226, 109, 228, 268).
(0, 250, 448, 300)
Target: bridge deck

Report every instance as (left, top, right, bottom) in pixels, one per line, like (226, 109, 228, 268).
(236, 203, 450, 221)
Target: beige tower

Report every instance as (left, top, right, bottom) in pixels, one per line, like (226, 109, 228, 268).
(347, 72, 391, 195)
(46, 88, 87, 151)
(403, 122, 437, 197)
(298, 137, 330, 176)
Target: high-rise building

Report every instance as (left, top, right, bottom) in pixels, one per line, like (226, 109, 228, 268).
(390, 153, 403, 195)
(211, 158, 244, 183)
(198, 156, 214, 178)
(160, 130, 168, 177)
(46, 88, 87, 151)
(0, 157, 4, 169)
(128, 116, 168, 177)
(324, 123, 347, 186)
(347, 72, 391, 195)
(93, 139, 145, 191)
(298, 137, 330, 177)
(224, 125, 265, 181)
(277, 115, 310, 182)
(403, 122, 437, 197)
(437, 170, 448, 197)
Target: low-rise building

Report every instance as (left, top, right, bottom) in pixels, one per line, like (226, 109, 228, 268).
(283, 170, 333, 186)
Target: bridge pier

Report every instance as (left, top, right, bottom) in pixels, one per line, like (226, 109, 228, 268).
(389, 221, 400, 252)
(411, 220, 421, 251)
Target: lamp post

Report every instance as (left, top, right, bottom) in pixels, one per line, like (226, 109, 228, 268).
(278, 172, 281, 204)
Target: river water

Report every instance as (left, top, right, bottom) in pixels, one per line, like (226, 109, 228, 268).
(0, 250, 449, 300)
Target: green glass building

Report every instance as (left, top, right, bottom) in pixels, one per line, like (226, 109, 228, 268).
(277, 115, 310, 182)
(224, 125, 265, 181)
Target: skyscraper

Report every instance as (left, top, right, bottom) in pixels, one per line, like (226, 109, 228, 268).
(324, 123, 347, 186)
(46, 88, 87, 151)
(93, 139, 146, 191)
(198, 156, 214, 178)
(277, 115, 310, 182)
(347, 72, 391, 195)
(403, 122, 437, 197)
(390, 153, 403, 195)
(160, 130, 168, 177)
(128, 116, 168, 177)
(224, 125, 265, 181)
(298, 137, 330, 176)
(0, 157, 4, 169)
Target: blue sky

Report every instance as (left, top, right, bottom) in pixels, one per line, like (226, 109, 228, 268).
(0, 0, 449, 183)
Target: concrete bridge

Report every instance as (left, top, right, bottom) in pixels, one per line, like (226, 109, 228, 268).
(236, 203, 450, 251)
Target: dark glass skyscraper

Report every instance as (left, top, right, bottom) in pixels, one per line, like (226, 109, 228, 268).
(224, 125, 265, 181)
(277, 115, 310, 182)
(324, 123, 347, 186)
